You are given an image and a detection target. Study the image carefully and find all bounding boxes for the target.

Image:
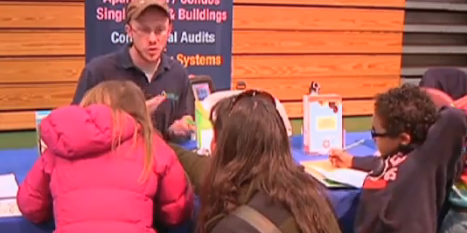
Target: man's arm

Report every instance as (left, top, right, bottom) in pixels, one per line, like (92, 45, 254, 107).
(71, 67, 99, 104)
(169, 143, 208, 194)
(166, 71, 195, 142)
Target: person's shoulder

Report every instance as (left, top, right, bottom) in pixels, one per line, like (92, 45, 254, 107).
(440, 106, 466, 120)
(437, 106, 467, 129)
(165, 55, 189, 77)
(84, 51, 121, 72)
(166, 54, 186, 70)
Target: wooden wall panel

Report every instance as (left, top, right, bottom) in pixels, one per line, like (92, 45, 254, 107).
(0, 0, 405, 131)
(0, 30, 84, 56)
(0, 112, 36, 131)
(233, 76, 400, 100)
(233, 55, 401, 78)
(0, 58, 84, 83)
(0, 2, 84, 28)
(234, 6, 404, 31)
(234, 31, 403, 54)
(0, 83, 76, 110)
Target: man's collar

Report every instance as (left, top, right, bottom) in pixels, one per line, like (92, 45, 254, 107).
(160, 53, 171, 71)
(118, 44, 171, 71)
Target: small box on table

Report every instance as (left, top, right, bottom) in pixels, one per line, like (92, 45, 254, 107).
(303, 94, 343, 154)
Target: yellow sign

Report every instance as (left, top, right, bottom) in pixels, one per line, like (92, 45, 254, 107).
(316, 116, 337, 131)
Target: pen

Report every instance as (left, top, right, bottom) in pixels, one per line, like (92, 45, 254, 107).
(343, 139, 367, 151)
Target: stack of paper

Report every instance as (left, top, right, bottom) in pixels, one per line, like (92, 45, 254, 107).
(301, 160, 368, 188)
(0, 173, 21, 217)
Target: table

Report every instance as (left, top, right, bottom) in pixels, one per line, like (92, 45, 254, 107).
(0, 132, 376, 233)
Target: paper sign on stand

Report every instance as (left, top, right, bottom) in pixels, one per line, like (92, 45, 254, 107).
(0, 173, 21, 217)
(36, 111, 52, 154)
(195, 101, 214, 153)
(303, 83, 343, 154)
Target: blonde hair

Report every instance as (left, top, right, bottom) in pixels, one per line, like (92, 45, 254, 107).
(80, 80, 154, 182)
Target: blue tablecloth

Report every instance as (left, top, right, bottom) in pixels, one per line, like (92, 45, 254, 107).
(0, 132, 376, 233)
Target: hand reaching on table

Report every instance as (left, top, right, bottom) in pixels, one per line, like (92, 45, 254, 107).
(329, 149, 354, 168)
(169, 115, 196, 137)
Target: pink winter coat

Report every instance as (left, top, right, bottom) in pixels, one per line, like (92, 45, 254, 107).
(17, 105, 193, 233)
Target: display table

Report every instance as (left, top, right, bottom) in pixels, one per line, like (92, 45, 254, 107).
(0, 131, 375, 233)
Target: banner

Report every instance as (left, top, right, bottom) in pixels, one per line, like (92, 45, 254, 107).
(85, 0, 233, 90)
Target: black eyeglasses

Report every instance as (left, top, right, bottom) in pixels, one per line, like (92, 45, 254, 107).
(228, 90, 276, 113)
(371, 127, 391, 138)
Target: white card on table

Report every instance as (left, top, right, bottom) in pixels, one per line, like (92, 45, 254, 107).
(0, 174, 18, 199)
(199, 129, 214, 152)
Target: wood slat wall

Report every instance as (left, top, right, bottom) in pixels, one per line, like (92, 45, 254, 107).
(0, 0, 405, 131)
(231, 0, 404, 122)
(402, 0, 467, 83)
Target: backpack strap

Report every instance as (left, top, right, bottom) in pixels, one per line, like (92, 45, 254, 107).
(232, 205, 282, 233)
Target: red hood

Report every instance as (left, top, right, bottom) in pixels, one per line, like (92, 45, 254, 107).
(40, 105, 137, 159)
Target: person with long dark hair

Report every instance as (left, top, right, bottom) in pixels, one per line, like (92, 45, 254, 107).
(172, 90, 341, 233)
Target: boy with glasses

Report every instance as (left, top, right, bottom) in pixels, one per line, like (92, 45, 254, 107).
(330, 84, 467, 233)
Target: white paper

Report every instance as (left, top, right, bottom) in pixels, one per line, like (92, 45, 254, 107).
(0, 199, 21, 218)
(200, 129, 214, 152)
(311, 166, 368, 188)
(0, 174, 18, 199)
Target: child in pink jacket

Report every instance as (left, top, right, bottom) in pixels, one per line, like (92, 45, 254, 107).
(17, 80, 193, 233)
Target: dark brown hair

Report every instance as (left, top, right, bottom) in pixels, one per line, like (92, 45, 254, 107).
(375, 83, 437, 144)
(197, 91, 341, 233)
(80, 80, 155, 182)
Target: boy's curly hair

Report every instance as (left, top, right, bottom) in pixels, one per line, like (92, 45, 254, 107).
(375, 83, 437, 144)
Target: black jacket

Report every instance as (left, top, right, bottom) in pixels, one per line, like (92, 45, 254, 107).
(353, 107, 467, 233)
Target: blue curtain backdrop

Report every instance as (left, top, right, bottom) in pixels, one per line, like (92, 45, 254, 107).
(85, 0, 233, 90)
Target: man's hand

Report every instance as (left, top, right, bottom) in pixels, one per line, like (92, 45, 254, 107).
(169, 115, 196, 137)
(146, 95, 167, 113)
(329, 148, 354, 168)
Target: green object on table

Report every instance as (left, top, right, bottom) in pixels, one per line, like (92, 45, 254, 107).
(195, 101, 214, 150)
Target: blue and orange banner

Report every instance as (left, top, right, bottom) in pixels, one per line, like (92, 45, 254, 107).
(85, 0, 233, 90)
